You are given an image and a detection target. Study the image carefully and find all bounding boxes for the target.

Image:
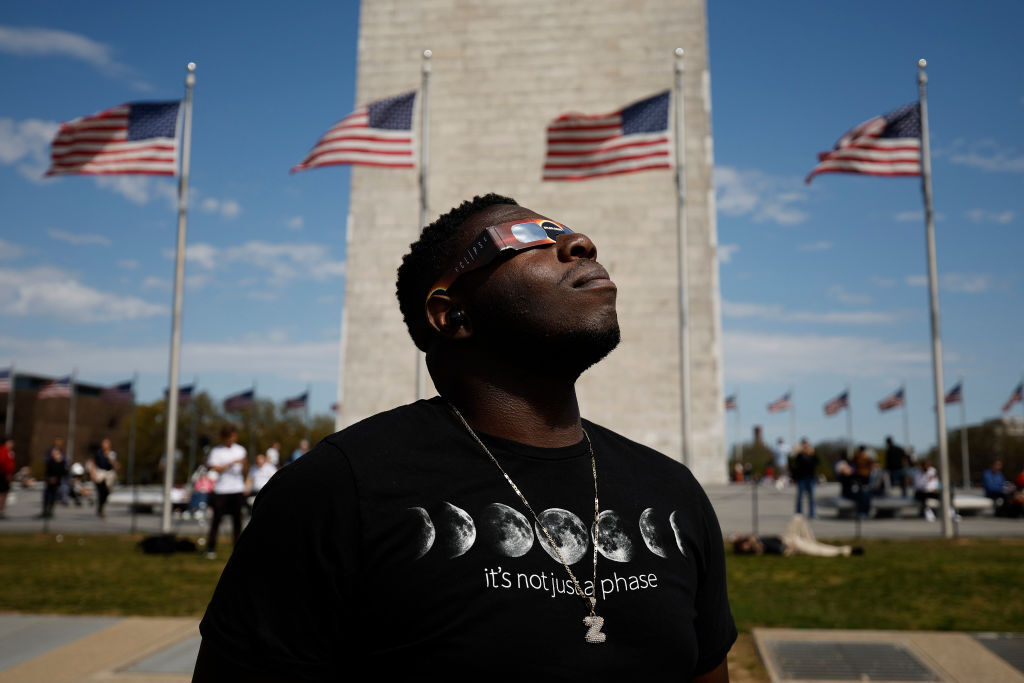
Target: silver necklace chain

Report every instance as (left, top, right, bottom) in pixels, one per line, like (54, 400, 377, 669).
(447, 402, 605, 643)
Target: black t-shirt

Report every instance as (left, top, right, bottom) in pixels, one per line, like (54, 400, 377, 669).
(200, 398, 736, 681)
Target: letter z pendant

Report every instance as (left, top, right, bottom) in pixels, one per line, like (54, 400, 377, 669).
(583, 615, 606, 643)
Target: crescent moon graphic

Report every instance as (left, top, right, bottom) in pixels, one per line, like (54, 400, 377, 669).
(594, 510, 635, 562)
(479, 502, 534, 557)
(432, 501, 477, 559)
(535, 508, 589, 565)
(407, 506, 435, 560)
(639, 507, 668, 558)
(669, 510, 688, 557)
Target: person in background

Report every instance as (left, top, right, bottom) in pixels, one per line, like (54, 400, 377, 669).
(791, 438, 819, 519)
(244, 453, 277, 509)
(89, 438, 119, 519)
(289, 439, 309, 464)
(265, 441, 281, 467)
(982, 460, 1013, 517)
(884, 436, 910, 497)
(40, 438, 67, 519)
(913, 459, 941, 521)
(205, 424, 247, 559)
(852, 445, 875, 519)
(0, 438, 14, 519)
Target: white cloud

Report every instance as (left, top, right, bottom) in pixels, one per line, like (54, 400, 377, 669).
(47, 229, 111, 246)
(714, 166, 809, 226)
(176, 241, 346, 285)
(827, 285, 872, 306)
(797, 241, 832, 252)
(939, 138, 1024, 173)
(0, 238, 23, 260)
(0, 25, 148, 89)
(286, 216, 304, 231)
(0, 265, 166, 322)
(200, 197, 242, 220)
(141, 276, 168, 290)
(717, 243, 739, 264)
(0, 117, 60, 181)
(0, 332, 337, 384)
(871, 276, 897, 288)
(723, 300, 898, 325)
(723, 330, 934, 383)
(965, 209, 1015, 225)
(905, 273, 991, 293)
(117, 259, 139, 270)
(93, 176, 178, 207)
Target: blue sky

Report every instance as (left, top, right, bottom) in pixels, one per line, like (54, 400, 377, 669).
(1, 2, 1022, 454)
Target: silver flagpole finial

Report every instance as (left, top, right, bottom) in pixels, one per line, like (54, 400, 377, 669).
(917, 58, 927, 69)
(674, 47, 684, 57)
(423, 49, 432, 59)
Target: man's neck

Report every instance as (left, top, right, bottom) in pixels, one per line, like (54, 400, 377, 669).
(441, 370, 584, 448)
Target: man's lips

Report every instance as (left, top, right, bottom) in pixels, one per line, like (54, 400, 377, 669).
(570, 264, 616, 290)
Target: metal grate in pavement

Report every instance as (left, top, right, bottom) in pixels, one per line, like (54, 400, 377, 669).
(766, 641, 940, 681)
(973, 633, 1024, 675)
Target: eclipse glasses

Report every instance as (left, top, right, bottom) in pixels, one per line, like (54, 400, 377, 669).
(426, 218, 573, 302)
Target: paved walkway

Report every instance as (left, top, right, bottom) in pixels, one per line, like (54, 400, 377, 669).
(0, 481, 1021, 681)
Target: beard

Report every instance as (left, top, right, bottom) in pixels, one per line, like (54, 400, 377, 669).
(468, 295, 621, 381)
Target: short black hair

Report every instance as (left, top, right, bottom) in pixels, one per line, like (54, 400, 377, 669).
(396, 193, 518, 351)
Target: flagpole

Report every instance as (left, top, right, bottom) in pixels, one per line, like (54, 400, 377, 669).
(415, 49, 432, 402)
(161, 61, 196, 535)
(68, 369, 77, 462)
(845, 384, 853, 456)
(734, 390, 742, 471)
(128, 373, 138, 533)
(5, 363, 14, 440)
(901, 382, 910, 449)
(789, 386, 796, 447)
(673, 47, 692, 467)
(957, 376, 969, 488)
(918, 59, 952, 538)
(187, 375, 198, 479)
(305, 383, 311, 441)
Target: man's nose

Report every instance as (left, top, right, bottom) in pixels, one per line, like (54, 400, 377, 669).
(556, 232, 598, 261)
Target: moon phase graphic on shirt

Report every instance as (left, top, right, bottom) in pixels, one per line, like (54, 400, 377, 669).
(535, 508, 589, 565)
(593, 510, 635, 562)
(406, 506, 435, 560)
(669, 510, 688, 557)
(639, 507, 668, 558)
(478, 503, 534, 557)
(431, 501, 477, 558)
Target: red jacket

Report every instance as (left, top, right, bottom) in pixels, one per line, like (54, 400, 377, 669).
(0, 445, 14, 478)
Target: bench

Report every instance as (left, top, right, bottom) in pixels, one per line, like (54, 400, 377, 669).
(818, 493, 995, 519)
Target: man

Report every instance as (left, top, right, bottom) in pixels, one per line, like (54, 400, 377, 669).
(289, 438, 309, 463)
(0, 438, 14, 519)
(265, 441, 281, 467)
(884, 436, 909, 497)
(245, 453, 276, 498)
(89, 438, 119, 519)
(195, 194, 735, 681)
(204, 424, 247, 560)
(791, 438, 819, 519)
(982, 460, 1011, 516)
(39, 438, 67, 519)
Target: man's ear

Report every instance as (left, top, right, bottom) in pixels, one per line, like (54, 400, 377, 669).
(425, 294, 472, 340)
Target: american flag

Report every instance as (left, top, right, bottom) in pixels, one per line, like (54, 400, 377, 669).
(223, 388, 255, 413)
(805, 103, 921, 183)
(101, 381, 134, 403)
(944, 383, 962, 405)
(878, 388, 905, 412)
(330, 402, 340, 413)
(724, 395, 737, 411)
(767, 392, 792, 414)
(291, 91, 416, 172)
(165, 384, 195, 405)
(46, 101, 180, 176)
(1003, 383, 1023, 413)
(824, 390, 849, 417)
(0, 368, 11, 392)
(543, 91, 671, 181)
(38, 376, 73, 399)
(283, 392, 308, 412)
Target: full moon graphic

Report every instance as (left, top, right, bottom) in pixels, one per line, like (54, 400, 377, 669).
(535, 508, 589, 565)
(431, 501, 477, 559)
(478, 503, 534, 557)
(594, 510, 635, 562)
(407, 506, 435, 560)
(639, 507, 668, 558)
(669, 510, 688, 557)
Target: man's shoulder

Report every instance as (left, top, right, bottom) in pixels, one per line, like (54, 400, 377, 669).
(322, 398, 449, 450)
(583, 419, 698, 482)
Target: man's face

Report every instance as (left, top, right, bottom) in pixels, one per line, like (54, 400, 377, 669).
(449, 204, 620, 378)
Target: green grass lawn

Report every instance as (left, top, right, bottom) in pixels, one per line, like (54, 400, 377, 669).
(0, 534, 1021, 633)
(727, 537, 1024, 633)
